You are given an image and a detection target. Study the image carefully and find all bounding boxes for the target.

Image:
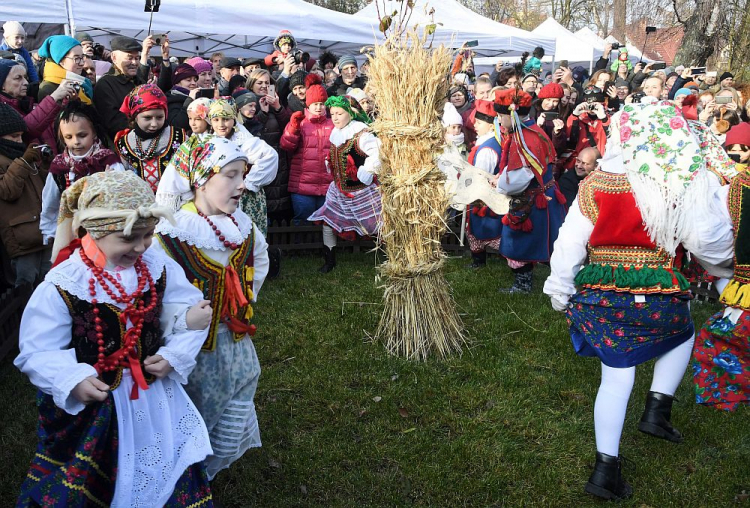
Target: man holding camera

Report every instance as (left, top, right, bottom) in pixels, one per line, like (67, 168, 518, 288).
(93, 35, 169, 140)
(566, 86, 610, 164)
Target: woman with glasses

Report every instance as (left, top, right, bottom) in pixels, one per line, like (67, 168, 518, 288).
(37, 35, 93, 105)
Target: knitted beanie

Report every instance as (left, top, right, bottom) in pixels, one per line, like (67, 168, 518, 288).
(338, 55, 357, 69)
(289, 70, 307, 90)
(0, 102, 28, 136)
(537, 82, 564, 99)
(674, 88, 691, 98)
(306, 74, 328, 106)
(441, 102, 463, 127)
(38, 35, 81, 65)
(172, 63, 199, 88)
(720, 72, 734, 82)
(0, 59, 21, 88)
(235, 90, 260, 110)
(725, 122, 750, 147)
(2, 21, 25, 38)
(186, 57, 212, 75)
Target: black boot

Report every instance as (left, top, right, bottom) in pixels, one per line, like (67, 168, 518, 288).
(466, 251, 487, 269)
(584, 452, 633, 501)
(638, 391, 683, 443)
(319, 246, 336, 274)
(268, 247, 281, 279)
(499, 271, 533, 293)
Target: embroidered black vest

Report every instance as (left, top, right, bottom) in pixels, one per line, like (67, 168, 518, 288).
(157, 230, 255, 351)
(57, 270, 167, 390)
(329, 130, 369, 194)
(115, 126, 184, 193)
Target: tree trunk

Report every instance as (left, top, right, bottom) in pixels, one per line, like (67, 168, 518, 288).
(612, 0, 627, 42)
(674, 0, 722, 65)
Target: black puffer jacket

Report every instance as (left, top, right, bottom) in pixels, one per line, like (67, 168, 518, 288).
(166, 90, 192, 133)
(325, 75, 367, 98)
(255, 106, 292, 218)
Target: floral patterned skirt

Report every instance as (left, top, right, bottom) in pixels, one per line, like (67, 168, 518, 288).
(17, 392, 213, 507)
(692, 309, 750, 411)
(240, 189, 268, 237)
(566, 288, 694, 368)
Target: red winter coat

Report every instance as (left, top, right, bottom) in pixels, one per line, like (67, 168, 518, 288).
(0, 93, 61, 153)
(280, 109, 334, 196)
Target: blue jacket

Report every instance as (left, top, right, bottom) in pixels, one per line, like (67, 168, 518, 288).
(0, 41, 39, 83)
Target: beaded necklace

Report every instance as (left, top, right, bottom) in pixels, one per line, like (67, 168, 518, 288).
(134, 132, 161, 160)
(196, 208, 241, 250)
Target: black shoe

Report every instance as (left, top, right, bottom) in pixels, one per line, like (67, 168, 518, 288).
(638, 391, 684, 443)
(499, 271, 533, 293)
(466, 252, 487, 269)
(584, 452, 633, 501)
(268, 247, 281, 279)
(319, 246, 336, 274)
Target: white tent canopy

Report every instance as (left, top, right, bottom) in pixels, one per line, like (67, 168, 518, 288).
(354, 0, 555, 58)
(531, 18, 602, 71)
(575, 27, 653, 65)
(7, 0, 385, 59)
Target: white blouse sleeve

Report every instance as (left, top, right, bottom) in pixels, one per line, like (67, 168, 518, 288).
(241, 135, 280, 192)
(14, 281, 98, 415)
(155, 254, 210, 385)
(40, 173, 61, 245)
(543, 197, 595, 297)
(355, 131, 382, 185)
(252, 224, 270, 300)
(497, 167, 535, 195)
(473, 147, 499, 175)
(107, 162, 125, 172)
(682, 182, 734, 278)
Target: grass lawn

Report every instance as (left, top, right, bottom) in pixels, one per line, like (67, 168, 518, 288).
(1, 252, 748, 506)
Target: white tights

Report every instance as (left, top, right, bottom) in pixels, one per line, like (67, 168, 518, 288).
(593, 335, 695, 456)
(323, 225, 337, 249)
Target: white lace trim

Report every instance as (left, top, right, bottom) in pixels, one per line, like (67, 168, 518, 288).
(330, 120, 368, 146)
(157, 346, 195, 385)
(156, 209, 254, 251)
(45, 247, 167, 304)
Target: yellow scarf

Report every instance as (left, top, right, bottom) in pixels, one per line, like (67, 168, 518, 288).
(43, 61, 92, 104)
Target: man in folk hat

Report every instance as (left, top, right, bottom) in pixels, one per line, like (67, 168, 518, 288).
(489, 88, 565, 293)
(465, 100, 504, 268)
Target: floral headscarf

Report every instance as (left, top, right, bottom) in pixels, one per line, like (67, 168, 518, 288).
(120, 83, 168, 120)
(155, 134, 247, 211)
(208, 98, 237, 120)
(52, 170, 174, 261)
(187, 97, 212, 120)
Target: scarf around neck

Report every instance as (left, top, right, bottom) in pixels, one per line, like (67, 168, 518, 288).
(43, 60, 93, 104)
(49, 140, 121, 176)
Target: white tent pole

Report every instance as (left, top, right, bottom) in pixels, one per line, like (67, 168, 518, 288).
(66, 0, 76, 37)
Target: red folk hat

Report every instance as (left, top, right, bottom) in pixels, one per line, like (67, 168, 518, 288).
(493, 88, 532, 115)
(473, 99, 497, 124)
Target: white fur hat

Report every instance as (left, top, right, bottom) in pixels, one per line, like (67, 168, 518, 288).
(441, 102, 463, 127)
(3, 21, 26, 37)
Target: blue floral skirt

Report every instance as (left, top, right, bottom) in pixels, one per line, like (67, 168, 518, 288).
(566, 288, 694, 368)
(692, 309, 750, 411)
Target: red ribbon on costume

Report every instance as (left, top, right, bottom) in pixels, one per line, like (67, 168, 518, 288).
(52, 238, 82, 268)
(221, 265, 256, 335)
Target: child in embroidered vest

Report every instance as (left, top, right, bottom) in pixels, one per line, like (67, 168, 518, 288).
(307, 95, 382, 264)
(15, 170, 216, 506)
(40, 102, 124, 246)
(207, 98, 278, 237)
(154, 135, 270, 480)
(115, 83, 185, 193)
(187, 97, 212, 138)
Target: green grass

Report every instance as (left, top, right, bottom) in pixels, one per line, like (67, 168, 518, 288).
(1, 252, 748, 506)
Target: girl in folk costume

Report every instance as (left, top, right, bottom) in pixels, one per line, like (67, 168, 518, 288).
(154, 135, 270, 479)
(15, 170, 215, 507)
(544, 102, 736, 500)
(464, 99, 503, 269)
(206, 98, 278, 237)
(40, 102, 123, 245)
(308, 95, 382, 263)
(115, 83, 185, 193)
(186, 97, 212, 138)
(490, 88, 566, 293)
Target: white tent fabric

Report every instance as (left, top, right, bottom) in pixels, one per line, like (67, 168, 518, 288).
(531, 18, 602, 71)
(10, 0, 384, 58)
(354, 0, 555, 58)
(575, 27, 652, 65)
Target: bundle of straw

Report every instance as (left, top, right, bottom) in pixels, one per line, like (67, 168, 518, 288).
(367, 29, 466, 360)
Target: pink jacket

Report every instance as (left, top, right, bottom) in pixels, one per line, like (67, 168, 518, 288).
(0, 93, 62, 153)
(280, 109, 334, 196)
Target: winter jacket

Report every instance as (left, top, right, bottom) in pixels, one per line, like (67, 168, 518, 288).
(536, 112, 568, 156)
(93, 64, 151, 141)
(326, 74, 367, 98)
(0, 42, 39, 82)
(566, 112, 610, 163)
(0, 92, 61, 151)
(286, 94, 306, 113)
(166, 90, 192, 133)
(0, 152, 46, 258)
(256, 105, 292, 216)
(280, 109, 334, 196)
